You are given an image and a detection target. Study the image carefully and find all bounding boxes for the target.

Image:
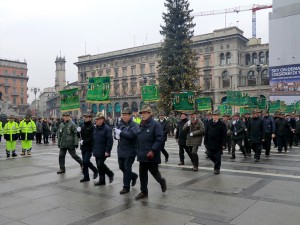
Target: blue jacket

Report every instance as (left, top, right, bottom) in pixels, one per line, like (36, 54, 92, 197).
(92, 123, 113, 158)
(116, 119, 139, 158)
(137, 117, 163, 163)
(263, 116, 275, 134)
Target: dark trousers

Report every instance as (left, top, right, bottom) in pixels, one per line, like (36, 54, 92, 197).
(139, 162, 164, 194)
(52, 135, 56, 143)
(226, 135, 232, 153)
(59, 148, 83, 170)
(277, 135, 287, 152)
(262, 133, 272, 156)
(244, 136, 251, 155)
(289, 133, 294, 147)
(36, 133, 42, 143)
(179, 145, 192, 163)
(118, 157, 138, 189)
(43, 135, 48, 143)
(250, 142, 262, 160)
(207, 149, 222, 170)
(161, 141, 169, 159)
(295, 134, 300, 146)
(95, 157, 114, 183)
(231, 139, 246, 156)
(189, 146, 199, 167)
(82, 151, 97, 179)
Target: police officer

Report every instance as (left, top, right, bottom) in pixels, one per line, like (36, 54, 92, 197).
(135, 105, 166, 200)
(158, 111, 170, 163)
(57, 112, 83, 174)
(114, 107, 139, 194)
(78, 112, 98, 182)
(19, 115, 37, 156)
(262, 110, 276, 157)
(3, 115, 19, 157)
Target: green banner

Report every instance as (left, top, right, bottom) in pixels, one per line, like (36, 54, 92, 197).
(142, 85, 159, 101)
(86, 77, 110, 102)
(269, 100, 281, 113)
(218, 104, 232, 116)
(196, 97, 212, 111)
(60, 88, 80, 111)
(173, 92, 195, 111)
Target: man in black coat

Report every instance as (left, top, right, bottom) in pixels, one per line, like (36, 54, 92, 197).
(93, 112, 114, 185)
(78, 112, 98, 182)
(248, 109, 265, 162)
(135, 105, 167, 200)
(243, 113, 251, 156)
(262, 110, 276, 157)
(158, 111, 170, 163)
(175, 112, 192, 165)
(275, 112, 292, 153)
(230, 113, 246, 159)
(114, 107, 139, 194)
(287, 113, 296, 148)
(204, 110, 227, 174)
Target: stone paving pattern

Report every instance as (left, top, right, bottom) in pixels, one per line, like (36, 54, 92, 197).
(0, 139, 300, 225)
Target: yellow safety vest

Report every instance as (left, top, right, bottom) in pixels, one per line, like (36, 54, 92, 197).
(0, 121, 3, 135)
(133, 117, 141, 125)
(3, 121, 19, 141)
(19, 119, 37, 140)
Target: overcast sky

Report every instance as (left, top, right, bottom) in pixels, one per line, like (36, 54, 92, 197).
(0, 0, 272, 103)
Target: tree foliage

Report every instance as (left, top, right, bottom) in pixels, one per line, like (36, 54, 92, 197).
(158, 0, 199, 113)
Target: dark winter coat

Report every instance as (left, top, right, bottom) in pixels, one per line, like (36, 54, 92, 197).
(92, 123, 113, 158)
(183, 118, 205, 146)
(248, 117, 264, 143)
(42, 121, 50, 136)
(288, 118, 296, 129)
(58, 120, 78, 149)
(204, 119, 227, 151)
(137, 117, 163, 163)
(80, 121, 94, 152)
(263, 116, 276, 134)
(275, 118, 291, 136)
(296, 120, 300, 135)
(230, 119, 245, 140)
(175, 118, 188, 145)
(158, 118, 170, 142)
(117, 119, 139, 158)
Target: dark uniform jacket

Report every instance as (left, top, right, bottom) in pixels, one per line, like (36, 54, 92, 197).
(296, 120, 300, 135)
(117, 119, 139, 158)
(183, 118, 205, 146)
(80, 121, 94, 152)
(92, 123, 113, 158)
(137, 117, 163, 163)
(248, 117, 264, 143)
(175, 118, 188, 145)
(263, 116, 276, 134)
(159, 118, 170, 142)
(58, 120, 78, 149)
(230, 119, 245, 140)
(275, 118, 291, 136)
(204, 119, 227, 151)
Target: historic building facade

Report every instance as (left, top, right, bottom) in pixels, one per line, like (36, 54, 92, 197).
(75, 26, 269, 116)
(0, 59, 29, 116)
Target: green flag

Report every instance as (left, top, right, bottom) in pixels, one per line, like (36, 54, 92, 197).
(196, 97, 212, 111)
(218, 104, 232, 116)
(173, 92, 195, 111)
(142, 85, 159, 101)
(86, 77, 110, 102)
(60, 88, 80, 111)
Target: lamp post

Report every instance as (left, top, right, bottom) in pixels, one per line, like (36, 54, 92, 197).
(31, 87, 40, 116)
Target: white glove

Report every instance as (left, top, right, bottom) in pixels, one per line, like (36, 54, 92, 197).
(114, 128, 121, 136)
(232, 121, 236, 125)
(115, 134, 120, 140)
(77, 127, 81, 132)
(190, 132, 193, 137)
(187, 120, 191, 126)
(80, 140, 84, 145)
(234, 132, 237, 136)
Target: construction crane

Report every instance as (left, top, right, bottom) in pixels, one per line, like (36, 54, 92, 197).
(193, 4, 272, 38)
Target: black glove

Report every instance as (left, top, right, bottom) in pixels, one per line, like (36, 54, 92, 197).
(74, 145, 78, 149)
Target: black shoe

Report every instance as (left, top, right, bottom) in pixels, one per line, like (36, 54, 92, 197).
(12, 153, 17, 157)
(6, 154, 10, 158)
(192, 166, 198, 171)
(109, 173, 114, 183)
(95, 181, 106, 186)
(57, 169, 65, 174)
(131, 175, 138, 187)
(230, 156, 235, 159)
(165, 155, 169, 163)
(120, 188, 130, 194)
(214, 169, 220, 175)
(135, 192, 148, 200)
(93, 171, 98, 179)
(161, 178, 167, 193)
(178, 162, 185, 166)
(255, 158, 260, 162)
(80, 178, 90, 182)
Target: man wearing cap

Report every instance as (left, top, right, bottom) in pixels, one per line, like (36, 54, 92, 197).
(222, 114, 232, 154)
(248, 109, 265, 162)
(135, 105, 166, 200)
(204, 110, 227, 174)
(93, 112, 114, 185)
(230, 113, 246, 159)
(175, 112, 193, 166)
(57, 112, 83, 174)
(19, 115, 37, 156)
(158, 111, 170, 163)
(275, 111, 292, 153)
(183, 111, 205, 171)
(262, 110, 276, 157)
(114, 107, 139, 194)
(3, 115, 19, 157)
(243, 112, 251, 156)
(78, 112, 98, 182)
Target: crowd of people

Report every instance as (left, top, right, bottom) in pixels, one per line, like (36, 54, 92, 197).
(1, 107, 299, 200)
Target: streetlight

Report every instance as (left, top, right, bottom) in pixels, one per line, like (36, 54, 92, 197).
(31, 87, 40, 116)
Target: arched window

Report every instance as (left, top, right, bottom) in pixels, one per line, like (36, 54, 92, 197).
(131, 101, 138, 112)
(220, 53, 225, 66)
(261, 69, 269, 85)
(247, 71, 256, 86)
(226, 52, 231, 65)
(259, 52, 265, 64)
(122, 102, 129, 110)
(245, 53, 251, 65)
(252, 53, 258, 65)
(222, 71, 230, 88)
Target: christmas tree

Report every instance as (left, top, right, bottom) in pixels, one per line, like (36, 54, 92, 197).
(158, 0, 199, 113)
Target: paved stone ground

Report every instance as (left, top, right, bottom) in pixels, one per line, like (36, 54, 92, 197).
(0, 138, 300, 225)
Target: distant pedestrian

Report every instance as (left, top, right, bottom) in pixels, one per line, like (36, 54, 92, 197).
(42, 119, 50, 144)
(230, 113, 246, 159)
(36, 118, 43, 144)
(158, 111, 170, 163)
